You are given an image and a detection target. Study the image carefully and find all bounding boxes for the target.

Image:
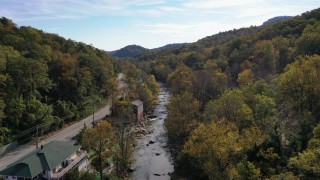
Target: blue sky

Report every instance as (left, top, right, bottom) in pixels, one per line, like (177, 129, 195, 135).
(1, 0, 320, 51)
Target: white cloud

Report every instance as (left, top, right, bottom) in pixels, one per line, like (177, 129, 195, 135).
(183, 0, 265, 9)
(140, 21, 230, 40)
(135, 1, 166, 6)
(1, 0, 163, 21)
(139, 9, 164, 16)
(159, 6, 185, 13)
(3, 0, 320, 50)
(142, 23, 193, 35)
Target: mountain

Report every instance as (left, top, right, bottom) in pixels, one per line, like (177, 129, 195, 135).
(262, 16, 293, 25)
(109, 45, 149, 58)
(134, 7, 320, 82)
(153, 43, 189, 51)
(109, 43, 188, 58)
(111, 16, 294, 59)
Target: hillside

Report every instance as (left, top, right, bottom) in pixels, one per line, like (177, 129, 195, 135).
(0, 17, 116, 146)
(135, 8, 320, 81)
(132, 7, 320, 179)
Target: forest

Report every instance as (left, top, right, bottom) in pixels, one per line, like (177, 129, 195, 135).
(0, 17, 118, 146)
(1, 6, 320, 179)
(0, 16, 161, 179)
(124, 8, 320, 179)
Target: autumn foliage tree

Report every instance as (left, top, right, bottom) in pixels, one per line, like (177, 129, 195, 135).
(167, 64, 193, 94)
(204, 89, 253, 130)
(277, 55, 320, 116)
(165, 92, 200, 148)
(183, 119, 266, 179)
(83, 121, 116, 179)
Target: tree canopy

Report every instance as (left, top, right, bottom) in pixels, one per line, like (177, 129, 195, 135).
(0, 17, 116, 146)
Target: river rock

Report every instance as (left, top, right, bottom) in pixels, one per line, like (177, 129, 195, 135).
(128, 167, 135, 173)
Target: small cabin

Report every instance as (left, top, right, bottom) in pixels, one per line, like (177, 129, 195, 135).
(131, 100, 143, 122)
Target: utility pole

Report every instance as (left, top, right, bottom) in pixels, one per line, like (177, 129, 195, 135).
(92, 105, 95, 127)
(36, 125, 39, 149)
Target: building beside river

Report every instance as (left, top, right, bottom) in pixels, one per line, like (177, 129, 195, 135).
(0, 141, 88, 180)
(132, 100, 144, 122)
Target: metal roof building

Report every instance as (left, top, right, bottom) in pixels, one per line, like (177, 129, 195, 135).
(0, 141, 88, 180)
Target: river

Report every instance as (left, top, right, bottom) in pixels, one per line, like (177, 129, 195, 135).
(130, 83, 174, 180)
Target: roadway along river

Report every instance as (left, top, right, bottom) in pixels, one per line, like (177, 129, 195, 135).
(131, 83, 174, 180)
(0, 104, 110, 170)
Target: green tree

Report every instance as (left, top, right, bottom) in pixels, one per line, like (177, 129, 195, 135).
(289, 123, 320, 178)
(6, 56, 51, 101)
(4, 95, 26, 129)
(232, 161, 261, 180)
(204, 60, 227, 99)
(112, 100, 135, 123)
(184, 53, 204, 70)
(65, 170, 95, 180)
(154, 62, 172, 82)
(204, 89, 253, 129)
(296, 22, 320, 55)
(167, 64, 192, 94)
(253, 40, 277, 79)
(0, 127, 10, 146)
(54, 100, 77, 122)
(277, 55, 320, 117)
(251, 94, 276, 132)
(145, 75, 159, 99)
(165, 92, 199, 148)
(114, 125, 134, 177)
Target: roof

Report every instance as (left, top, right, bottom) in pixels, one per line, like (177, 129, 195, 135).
(131, 100, 143, 106)
(0, 141, 80, 178)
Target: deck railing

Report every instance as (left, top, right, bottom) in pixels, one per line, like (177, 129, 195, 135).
(51, 151, 87, 179)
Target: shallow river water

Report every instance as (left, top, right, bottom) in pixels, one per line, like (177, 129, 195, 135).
(130, 83, 174, 180)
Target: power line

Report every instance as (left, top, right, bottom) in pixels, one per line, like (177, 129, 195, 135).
(9, 103, 106, 146)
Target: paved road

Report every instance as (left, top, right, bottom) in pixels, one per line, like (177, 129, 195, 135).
(0, 104, 110, 170)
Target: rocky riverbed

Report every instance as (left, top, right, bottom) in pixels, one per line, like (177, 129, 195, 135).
(130, 83, 174, 180)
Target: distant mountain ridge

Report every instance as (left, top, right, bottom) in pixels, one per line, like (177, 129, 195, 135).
(153, 43, 189, 51)
(109, 43, 188, 58)
(110, 16, 294, 59)
(108, 45, 148, 58)
(263, 16, 293, 25)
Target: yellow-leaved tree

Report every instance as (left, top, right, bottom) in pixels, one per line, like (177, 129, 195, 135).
(83, 121, 116, 179)
(183, 118, 266, 179)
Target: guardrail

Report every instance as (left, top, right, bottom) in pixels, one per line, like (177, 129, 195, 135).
(0, 141, 18, 155)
